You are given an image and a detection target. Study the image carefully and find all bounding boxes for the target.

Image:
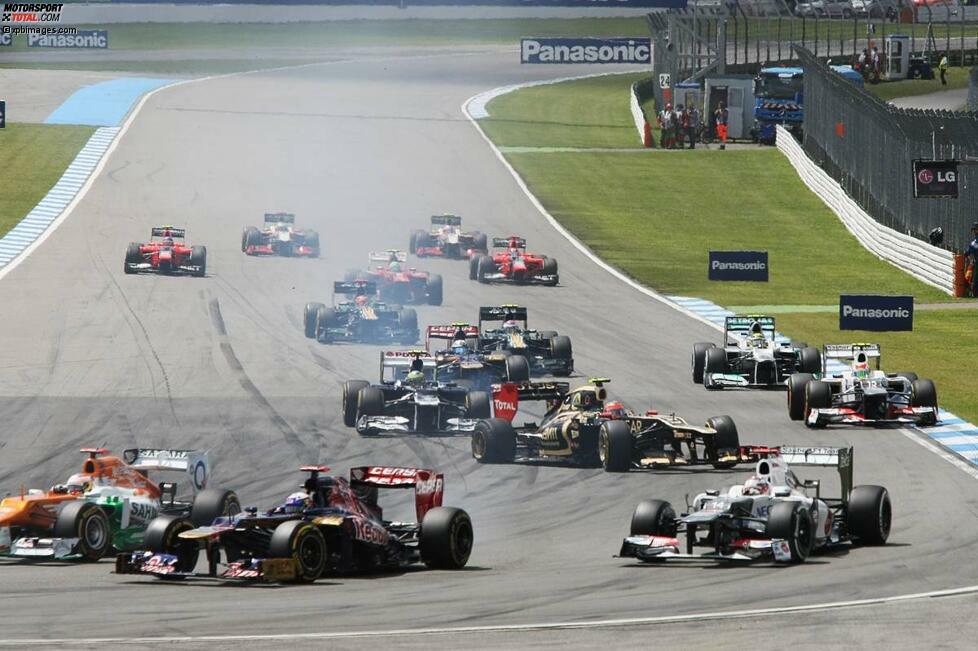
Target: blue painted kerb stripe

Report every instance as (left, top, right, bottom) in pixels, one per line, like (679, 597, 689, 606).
(45, 77, 173, 127)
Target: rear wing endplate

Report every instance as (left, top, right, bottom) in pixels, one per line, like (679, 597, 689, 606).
(122, 448, 210, 492)
(349, 466, 444, 520)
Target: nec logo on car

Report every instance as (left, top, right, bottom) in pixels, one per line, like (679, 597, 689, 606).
(839, 295, 914, 332)
(521, 38, 651, 64)
(708, 251, 768, 281)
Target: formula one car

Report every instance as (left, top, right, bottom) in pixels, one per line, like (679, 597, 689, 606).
(304, 281, 418, 345)
(426, 323, 531, 390)
(241, 212, 320, 257)
(354, 250, 443, 305)
(471, 379, 750, 472)
(341, 351, 491, 435)
(124, 226, 206, 276)
(0, 448, 238, 561)
(619, 446, 891, 564)
(786, 344, 938, 428)
(692, 316, 821, 389)
(410, 214, 487, 259)
(116, 464, 473, 583)
(476, 305, 573, 377)
(469, 236, 558, 286)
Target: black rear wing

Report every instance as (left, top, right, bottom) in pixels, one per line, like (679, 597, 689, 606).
(431, 214, 461, 227)
(151, 226, 185, 239)
(479, 305, 528, 327)
(492, 236, 526, 249)
(334, 280, 377, 296)
(264, 212, 295, 224)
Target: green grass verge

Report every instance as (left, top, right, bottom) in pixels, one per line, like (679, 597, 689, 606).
(865, 66, 971, 102)
(482, 72, 978, 424)
(0, 123, 95, 238)
(3, 18, 649, 51)
(482, 73, 647, 149)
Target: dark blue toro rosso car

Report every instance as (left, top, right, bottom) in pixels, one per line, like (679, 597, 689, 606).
(115, 465, 473, 583)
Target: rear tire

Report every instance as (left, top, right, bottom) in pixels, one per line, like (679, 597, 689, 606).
(304, 302, 325, 339)
(426, 274, 443, 306)
(705, 415, 740, 469)
(142, 515, 198, 573)
(471, 418, 516, 463)
(787, 373, 814, 421)
(465, 391, 491, 419)
(630, 499, 677, 536)
(268, 520, 327, 583)
(505, 355, 530, 382)
(691, 342, 715, 384)
(847, 485, 891, 545)
(420, 507, 473, 570)
(53, 501, 111, 561)
(799, 347, 821, 374)
(342, 380, 370, 427)
(766, 502, 814, 563)
(191, 246, 206, 277)
(190, 488, 240, 527)
(598, 420, 633, 472)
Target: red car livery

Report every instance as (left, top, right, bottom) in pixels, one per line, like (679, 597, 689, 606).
(242, 213, 320, 257)
(358, 250, 443, 306)
(124, 227, 206, 277)
(410, 214, 487, 259)
(469, 236, 558, 286)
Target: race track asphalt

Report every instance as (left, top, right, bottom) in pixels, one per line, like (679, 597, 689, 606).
(1, 49, 977, 647)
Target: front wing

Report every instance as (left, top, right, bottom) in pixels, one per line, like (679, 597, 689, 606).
(807, 406, 938, 427)
(705, 372, 787, 389)
(115, 551, 298, 583)
(479, 272, 558, 286)
(124, 262, 202, 275)
(619, 535, 793, 563)
(356, 415, 478, 435)
(244, 244, 318, 257)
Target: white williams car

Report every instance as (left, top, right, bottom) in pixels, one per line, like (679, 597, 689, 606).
(619, 446, 891, 564)
(786, 344, 938, 428)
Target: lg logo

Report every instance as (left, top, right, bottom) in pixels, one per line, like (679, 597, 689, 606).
(917, 168, 956, 184)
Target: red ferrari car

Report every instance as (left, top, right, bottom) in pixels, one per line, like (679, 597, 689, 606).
(469, 236, 558, 286)
(356, 250, 443, 305)
(124, 227, 206, 277)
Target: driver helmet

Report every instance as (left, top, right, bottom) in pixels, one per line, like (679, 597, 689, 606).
(355, 295, 369, 307)
(853, 359, 870, 380)
(451, 339, 469, 355)
(405, 370, 425, 387)
(601, 401, 626, 419)
(502, 319, 520, 334)
(742, 476, 770, 496)
(573, 390, 601, 411)
(59, 473, 93, 495)
(283, 491, 311, 514)
(389, 261, 401, 273)
(162, 237, 174, 247)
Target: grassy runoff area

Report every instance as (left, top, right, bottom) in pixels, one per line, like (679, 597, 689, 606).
(0, 123, 95, 238)
(865, 66, 972, 102)
(482, 73, 978, 422)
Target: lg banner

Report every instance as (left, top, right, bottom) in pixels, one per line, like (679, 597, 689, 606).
(913, 160, 958, 198)
(708, 251, 768, 281)
(839, 295, 914, 331)
(521, 37, 651, 64)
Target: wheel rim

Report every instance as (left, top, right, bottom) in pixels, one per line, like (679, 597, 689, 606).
(795, 511, 813, 556)
(878, 494, 892, 540)
(82, 513, 108, 550)
(473, 432, 486, 459)
(297, 532, 325, 575)
(454, 520, 474, 562)
(598, 431, 608, 464)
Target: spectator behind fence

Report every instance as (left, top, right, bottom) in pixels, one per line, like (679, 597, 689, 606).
(857, 49, 868, 79)
(658, 103, 675, 150)
(939, 52, 949, 86)
(965, 222, 978, 297)
(714, 101, 729, 150)
(685, 104, 700, 149)
(871, 47, 881, 84)
(675, 104, 685, 149)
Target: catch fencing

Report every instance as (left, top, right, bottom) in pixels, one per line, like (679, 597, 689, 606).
(797, 46, 978, 255)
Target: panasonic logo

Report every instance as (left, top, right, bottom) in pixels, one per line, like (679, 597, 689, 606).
(842, 306, 911, 319)
(27, 30, 107, 48)
(711, 260, 767, 270)
(521, 38, 651, 64)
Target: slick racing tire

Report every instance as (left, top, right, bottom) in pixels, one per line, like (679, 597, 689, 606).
(190, 246, 207, 277)
(469, 254, 482, 280)
(804, 380, 832, 428)
(630, 499, 677, 537)
(541, 257, 558, 277)
(787, 373, 814, 421)
(705, 415, 740, 469)
(911, 379, 938, 408)
(410, 229, 428, 254)
(342, 380, 370, 427)
(549, 335, 572, 361)
(465, 391, 491, 419)
(892, 371, 919, 384)
(124, 242, 142, 274)
(190, 488, 241, 527)
(420, 506, 474, 570)
(304, 302, 325, 339)
(268, 520, 327, 583)
(398, 308, 418, 335)
(426, 274, 443, 306)
(476, 255, 494, 283)
(599, 420, 633, 473)
(472, 232, 488, 253)
(316, 306, 340, 341)
(143, 515, 199, 574)
(765, 502, 814, 563)
(472, 418, 516, 463)
(799, 347, 821, 374)
(505, 355, 531, 383)
(53, 501, 111, 562)
(691, 342, 715, 384)
(537, 330, 558, 341)
(847, 485, 892, 545)
(703, 347, 728, 389)
(356, 386, 386, 424)
(242, 227, 262, 252)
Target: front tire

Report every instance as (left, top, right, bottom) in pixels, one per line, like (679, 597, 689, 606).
(705, 415, 740, 469)
(53, 501, 111, 561)
(420, 507, 473, 570)
(787, 373, 814, 421)
(268, 520, 327, 583)
(691, 342, 714, 384)
(342, 380, 370, 427)
(798, 347, 821, 374)
(465, 391, 491, 419)
(476, 255, 494, 283)
(549, 335, 572, 361)
(471, 418, 516, 463)
(304, 302, 325, 339)
(804, 380, 832, 427)
(190, 246, 206, 277)
(630, 499, 677, 536)
(142, 515, 198, 573)
(426, 274, 443, 306)
(124, 242, 142, 274)
(504, 355, 530, 383)
(704, 347, 727, 389)
(598, 420, 633, 472)
(766, 502, 814, 563)
(356, 387, 385, 421)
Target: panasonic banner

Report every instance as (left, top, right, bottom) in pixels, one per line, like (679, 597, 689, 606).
(27, 30, 108, 49)
(839, 295, 914, 332)
(521, 37, 651, 64)
(708, 251, 768, 282)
